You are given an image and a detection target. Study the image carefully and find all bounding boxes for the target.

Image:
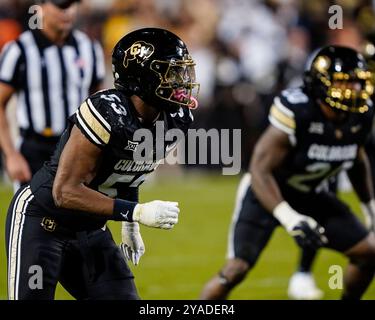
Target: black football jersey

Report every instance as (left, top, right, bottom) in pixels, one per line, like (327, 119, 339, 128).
(268, 86, 374, 194)
(30, 89, 193, 230)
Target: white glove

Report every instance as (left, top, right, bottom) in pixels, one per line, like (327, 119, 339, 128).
(133, 200, 179, 229)
(273, 201, 328, 249)
(360, 199, 375, 231)
(120, 221, 145, 265)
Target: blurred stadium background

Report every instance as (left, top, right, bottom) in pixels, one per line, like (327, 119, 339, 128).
(1, 0, 375, 299)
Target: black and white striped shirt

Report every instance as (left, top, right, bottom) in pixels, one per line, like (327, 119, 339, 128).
(0, 28, 105, 137)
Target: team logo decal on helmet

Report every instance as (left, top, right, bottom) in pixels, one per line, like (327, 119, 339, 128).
(313, 56, 331, 74)
(304, 46, 374, 113)
(123, 41, 155, 68)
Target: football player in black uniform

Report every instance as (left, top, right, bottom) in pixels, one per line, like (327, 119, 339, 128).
(200, 46, 375, 300)
(5, 28, 199, 300)
(287, 38, 375, 301)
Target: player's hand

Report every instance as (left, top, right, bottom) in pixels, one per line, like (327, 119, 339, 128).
(133, 200, 179, 229)
(120, 221, 145, 265)
(360, 199, 375, 232)
(288, 219, 327, 250)
(273, 201, 328, 250)
(5, 151, 32, 183)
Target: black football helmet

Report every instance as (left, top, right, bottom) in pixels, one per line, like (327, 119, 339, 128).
(304, 45, 374, 113)
(112, 28, 199, 113)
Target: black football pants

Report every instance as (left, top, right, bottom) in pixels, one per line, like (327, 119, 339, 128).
(5, 185, 139, 300)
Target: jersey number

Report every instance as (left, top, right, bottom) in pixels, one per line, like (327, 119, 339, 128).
(98, 173, 147, 197)
(283, 88, 308, 104)
(101, 94, 127, 116)
(287, 161, 353, 193)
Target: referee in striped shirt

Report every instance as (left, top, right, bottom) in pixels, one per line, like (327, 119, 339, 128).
(0, 0, 105, 188)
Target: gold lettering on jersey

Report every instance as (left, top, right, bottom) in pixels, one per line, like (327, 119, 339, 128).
(123, 41, 155, 68)
(114, 159, 159, 173)
(307, 144, 357, 161)
(79, 102, 110, 144)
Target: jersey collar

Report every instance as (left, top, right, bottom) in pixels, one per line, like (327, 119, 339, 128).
(31, 28, 75, 49)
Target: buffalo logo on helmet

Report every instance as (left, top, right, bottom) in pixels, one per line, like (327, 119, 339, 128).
(313, 56, 331, 74)
(123, 41, 155, 68)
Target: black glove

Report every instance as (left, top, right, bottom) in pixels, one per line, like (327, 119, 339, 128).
(290, 221, 328, 250)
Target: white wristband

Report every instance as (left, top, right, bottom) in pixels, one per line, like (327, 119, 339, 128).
(273, 201, 302, 232)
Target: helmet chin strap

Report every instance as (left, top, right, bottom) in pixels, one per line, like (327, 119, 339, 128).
(137, 112, 161, 124)
(150, 112, 161, 124)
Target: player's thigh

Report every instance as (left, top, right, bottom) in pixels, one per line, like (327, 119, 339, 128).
(227, 174, 279, 266)
(84, 228, 139, 300)
(59, 230, 136, 300)
(59, 242, 88, 300)
(295, 192, 368, 252)
(323, 209, 368, 253)
(6, 186, 65, 300)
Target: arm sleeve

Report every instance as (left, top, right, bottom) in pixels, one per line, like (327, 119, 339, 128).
(75, 95, 112, 148)
(0, 41, 22, 88)
(268, 95, 297, 146)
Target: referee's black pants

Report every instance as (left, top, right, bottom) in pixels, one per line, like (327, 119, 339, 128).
(18, 132, 60, 188)
(5, 185, 139, 300)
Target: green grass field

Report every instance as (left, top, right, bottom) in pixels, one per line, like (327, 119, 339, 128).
(0, 172, 374, 300)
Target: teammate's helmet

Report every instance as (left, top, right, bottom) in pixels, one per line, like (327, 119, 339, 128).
(304, 46, 374, 113)
(112, 28, 199, 113)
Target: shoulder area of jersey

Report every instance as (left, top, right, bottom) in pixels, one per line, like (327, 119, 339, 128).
(269, 87, 312, 131)
(277, 87, 311, 107)
(86, 88, 132, 118)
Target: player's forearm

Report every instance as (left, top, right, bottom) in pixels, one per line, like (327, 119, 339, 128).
(52, 181, 179, 228)
(249, 126, 291, 213)
(251, 169, 285, 213)
(0, 105, 17, 157)
(347, 150, 374, 203)
(53, 182, 115, 216)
